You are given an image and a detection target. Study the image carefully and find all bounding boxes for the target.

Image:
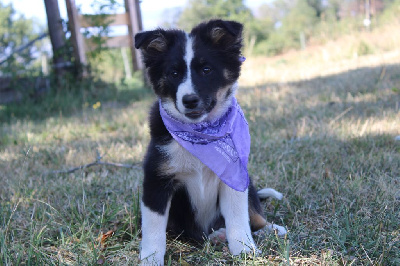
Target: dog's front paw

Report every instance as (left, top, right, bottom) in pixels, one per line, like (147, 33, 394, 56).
(140, 252, 164, 266)
(228, 233, 258, 256)
(140, 244, 165, 266)
(209, 228, 259, 255)
(229, 241, 260, 256)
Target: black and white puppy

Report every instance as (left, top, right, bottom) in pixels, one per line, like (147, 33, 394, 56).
(135, 20, 286, 265)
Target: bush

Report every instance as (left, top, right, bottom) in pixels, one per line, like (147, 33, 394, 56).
(356, 40, 374, 56)
(253, 33, 287, 56)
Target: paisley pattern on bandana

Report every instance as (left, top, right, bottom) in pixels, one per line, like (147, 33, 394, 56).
(159, 97, 250, 191)
(174, 131, 214, 145)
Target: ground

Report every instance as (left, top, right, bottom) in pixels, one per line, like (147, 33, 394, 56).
(1, 27, 399, 265)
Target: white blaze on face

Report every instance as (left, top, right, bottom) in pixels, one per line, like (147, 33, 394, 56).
(176, 34, 195, 114)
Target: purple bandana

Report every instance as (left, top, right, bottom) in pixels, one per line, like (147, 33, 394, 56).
(159, 97, 250, 191)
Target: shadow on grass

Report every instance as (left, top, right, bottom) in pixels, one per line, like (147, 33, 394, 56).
(252, 62, 400, 95)
(241, 63, 400, 130)
(0, 74, 152, 124)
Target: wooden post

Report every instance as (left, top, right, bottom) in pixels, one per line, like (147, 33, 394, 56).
(125, 0, 143, 71)
(65, 0, 88, 76)
(43, 0, 67, 77)
(134, 0, 143, 32)
(121, 47, 132, 79)
(41, 53, 49, 75)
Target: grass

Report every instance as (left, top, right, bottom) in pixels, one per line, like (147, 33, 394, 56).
(1, 28, 400, 265)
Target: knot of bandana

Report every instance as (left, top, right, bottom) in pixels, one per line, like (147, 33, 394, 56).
(159, 97, 250, 191)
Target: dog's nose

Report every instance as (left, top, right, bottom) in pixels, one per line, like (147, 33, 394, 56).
(182, 94, 200, 109)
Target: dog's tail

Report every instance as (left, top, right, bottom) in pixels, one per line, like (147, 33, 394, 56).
(257, 188, 283, 200)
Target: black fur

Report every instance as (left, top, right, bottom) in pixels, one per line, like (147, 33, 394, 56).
(135, 29, 187, 99)
(137, 20, 265, 241)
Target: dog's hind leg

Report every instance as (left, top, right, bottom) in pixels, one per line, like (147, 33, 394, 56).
(250, 185, 287, 236)
(264, 222, 287, 236)
(208, 228, 227, 245)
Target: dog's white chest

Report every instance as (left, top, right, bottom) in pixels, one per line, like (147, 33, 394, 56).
(159, 140, 221, 232)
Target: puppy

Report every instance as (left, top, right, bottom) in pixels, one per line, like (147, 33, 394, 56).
(135, 19, 286, 265)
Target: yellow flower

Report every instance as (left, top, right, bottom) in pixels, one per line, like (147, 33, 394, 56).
(93, 101, 101, 109)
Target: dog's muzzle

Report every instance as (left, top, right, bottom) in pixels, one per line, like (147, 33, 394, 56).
(182, 94, 205, 119)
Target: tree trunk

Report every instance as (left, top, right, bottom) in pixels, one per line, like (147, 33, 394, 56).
(65, 0, 88, 77)
(43, 0, 67, 78)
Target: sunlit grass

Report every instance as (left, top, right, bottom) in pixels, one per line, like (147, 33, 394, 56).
(1, 25, 400, 264)
(241, 22, 400, 86)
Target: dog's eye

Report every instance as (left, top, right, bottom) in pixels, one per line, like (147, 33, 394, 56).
(170, 70, 179, 78)
(202, 67, 212, 75)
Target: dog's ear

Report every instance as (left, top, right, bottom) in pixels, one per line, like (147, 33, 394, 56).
(209, 20, 243, 46)
(192, 20, 243, 49)
(135, 30, 168, 53)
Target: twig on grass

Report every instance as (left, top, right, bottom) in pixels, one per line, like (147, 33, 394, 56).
(49, 161, 139, 175)
(329, 106, 354, 126)
(46, 150, 140, 175)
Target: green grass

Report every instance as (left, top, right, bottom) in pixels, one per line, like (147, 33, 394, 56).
(0, 72, 149, 124)
(1, 41, 400, 265)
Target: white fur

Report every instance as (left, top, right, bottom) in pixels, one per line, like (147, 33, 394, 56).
(162, 34, 238, 124)
(176, 34, 196, 115)
(219, 184, 257, 255)
(257, 188, 283, 200)
(140, 201, 171, 265)
(160, 140, 262, 255)
(182, 166, 221, 232)
(162, 34, 207, 124)
(160, 140, 259, 254)
(265, 223, 287, 236)
(160, 140, 221, 232)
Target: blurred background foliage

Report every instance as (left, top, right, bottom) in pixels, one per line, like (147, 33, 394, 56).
(169, 0, 400, 55)
(1, 0, 400, 78)
(0, 0, 400, 121)
(0, 1, 45, 76)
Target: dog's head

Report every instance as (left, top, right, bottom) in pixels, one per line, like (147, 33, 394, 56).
(135, 20, 243, 123)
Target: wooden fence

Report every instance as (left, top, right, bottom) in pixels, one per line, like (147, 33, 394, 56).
(65, 0, 144, 76)
(0, 0, 145, 104)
